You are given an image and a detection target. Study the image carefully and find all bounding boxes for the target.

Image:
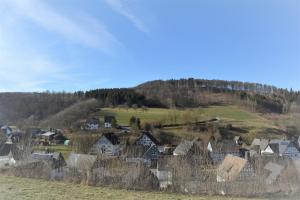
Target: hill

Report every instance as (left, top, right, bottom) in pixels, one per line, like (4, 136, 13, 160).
(135, 79, 300, 113)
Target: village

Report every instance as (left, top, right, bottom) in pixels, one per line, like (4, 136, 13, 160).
(1, 115, 300, 197)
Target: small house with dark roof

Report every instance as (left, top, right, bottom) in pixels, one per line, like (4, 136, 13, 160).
(234, 136, 243, 146)
(92, 133, 121, 156)
(135, 132, 160, 147)
(207, 140, 240, 164)
(85, 118, 100, 130)
(104, 116, 116, 128)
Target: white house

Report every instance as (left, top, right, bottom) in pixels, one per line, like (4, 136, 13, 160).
(92, 133, 121, 156)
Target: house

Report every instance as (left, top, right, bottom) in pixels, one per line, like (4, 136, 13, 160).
(0, 143, 16, 168)
(262, 140, 300, 159)
(85, 118, 100, 130)
(250, 138, 269, 155)
(52, 134, 68, 145)
(104, 116, 116, 128)
(40, 131, 57, 143)
(172, 140, 209, 164)
(135, 132, 160, 147)
(31, 152, 66, 170)
(123, 145, 160, 167)
(264, 162, 284, 185)
(91, 133, 121, 156)
(207, 140, 240, 164)
(0, 125, 12, 136)
(234, 136, 243, 146)
(217, 155, 255, 182)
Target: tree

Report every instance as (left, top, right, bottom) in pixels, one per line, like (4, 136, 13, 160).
(129, 116, 141, 130)
(111, 118, 118, 128)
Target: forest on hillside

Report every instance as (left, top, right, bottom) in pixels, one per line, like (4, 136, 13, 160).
(135, 79, 300, 113)
(0, 78, 299, 125)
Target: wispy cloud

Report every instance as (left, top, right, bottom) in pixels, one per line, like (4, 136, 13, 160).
(0, 0, 123, 91)
(104, 0, 149, 34)
(3, 0, 121, 53)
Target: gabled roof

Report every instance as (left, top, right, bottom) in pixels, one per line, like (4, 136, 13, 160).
(173, 140, 203, 156)
(267, 143, 279, 154)
(251, 138, 269, 151)
(209, 140, 239, 153)
(135, 132, 160, 146)
(269, 140, 291, 154)
(101, 133, 119, 145)
(41, 132, 56, 137)
(217, 155, 248, 182)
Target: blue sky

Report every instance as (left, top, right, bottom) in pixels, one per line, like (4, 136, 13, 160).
(0, 0, 299, 92)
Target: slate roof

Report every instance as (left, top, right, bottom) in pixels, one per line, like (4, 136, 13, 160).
(135, 132, 160, 146)
(41, 132, 56, 137)
(173, 140, 203, 156)
(102, 133, 120, 145)
(209, 140, 239, 153)
(268, 143, 280, 154)
(251, 138, 269, 151)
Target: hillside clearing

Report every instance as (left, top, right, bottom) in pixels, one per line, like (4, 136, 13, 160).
(94, 106, 283, 141)
(0, 175, 271, 200)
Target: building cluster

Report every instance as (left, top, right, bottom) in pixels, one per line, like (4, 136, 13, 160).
(1, 122, 300, 195)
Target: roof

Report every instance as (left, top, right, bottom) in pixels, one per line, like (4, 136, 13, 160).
(0, 143, 12, 156)
(135, 132, 160, 146)
(173, 140, 203, 156)
(41, 132, 56, 137)
(234, 136, 242, 141)
(269, 140, 291, 154)
(264, 162, 284, 184)
(217, 155, 248, 182)
(104, 116, 115, 123)
(251, 138, 269, 151)
(102, 133, 119, 145)
(209, 140, 239, 153)
(173, 140, 194, 156)
(268, 143, 279, 154)
(31, 152, 54, 161)
(66, 153, 97, 170)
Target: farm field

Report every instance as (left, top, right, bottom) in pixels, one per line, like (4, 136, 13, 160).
(0, 175, 273, 200)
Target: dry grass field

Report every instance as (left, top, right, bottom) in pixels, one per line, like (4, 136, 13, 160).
(0, 175, 274, 200)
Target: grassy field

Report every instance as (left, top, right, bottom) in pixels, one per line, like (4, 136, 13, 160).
(0, 175, 271, 200)
(95, 106, 283, 142)
(98, 106, 268, 126)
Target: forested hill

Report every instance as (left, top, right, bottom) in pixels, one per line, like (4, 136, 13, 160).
(0, 78, 299, 124)
(135, 79, 300, 113)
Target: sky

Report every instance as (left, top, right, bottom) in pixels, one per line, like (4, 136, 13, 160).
(0, 0, 299, 92)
